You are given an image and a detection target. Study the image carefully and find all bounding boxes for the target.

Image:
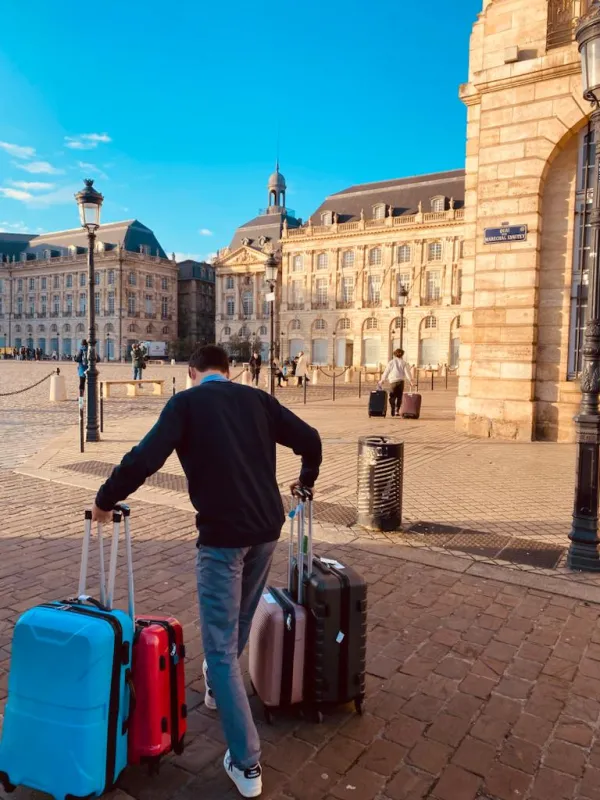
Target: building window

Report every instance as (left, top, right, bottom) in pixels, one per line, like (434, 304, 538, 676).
(397, 244, 411, 263)
(108, 292, 115, 315)
(341, 276, 354, 303)
(424, 314, 437, 329)
(259, 325, 267, 336)
(28, 296, 34, 315)
(314, 319, 326, 331)
(547, 0, 580, 50)
(29, 278, 35, 291)
(140, 244, 151, 256)
(80, 273, 86, 287)
(240, 325, 249, 337)
(226, 276, 234, 290)
(128, 295, 136, 316)
(365, 317, 378, 330)
(226, 298, 235, 316)
(367, 275, 381, 304)
(108, 270, 115, 285)
(79, 293, 87, 314)
(146, 275, 153, 288)
(292, 255, 303, 272)
(242, 291, 253, 316)
(428, 242, 442, 261)
(53, 295, 59, 314)
(262, 299, 269, 317)
(94, 293, 100, 314)
(128, 272, 136, 286)
(161, 277, 168, 291)
(41, 277, 47, 290)
(161, 297, 169, 318)
(162, 326, 169, 335)
(53, 275, 59, 289)
(339, 318, 350, 330)
(17, 297, 23, 314)
(17, 279, 23, 292)
(342, 251, 355, 269)
(291, 318, 301, 331)
(41, 296, 47, 314)
(317, 253, 328, 270)
(66, 295, 73, 314)
(368, 247, 382, 266)
(223, 326, 231, 335)
(291, 280, 303, 305)
(373, 204, 386, 220)
(321, 212, 333, 225)
(145, 295, 153, 314)
(398, 272, 410, 293)
(431, 197, 445, 212)
(315, 278, 328, 305)
(66, 274, 73, 288)
(393, 316, 407, 330)
(95, 272, 101, 285)
(426, 271, 441, 302)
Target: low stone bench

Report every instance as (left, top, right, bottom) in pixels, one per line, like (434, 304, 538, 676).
(102, 379, 165, 398)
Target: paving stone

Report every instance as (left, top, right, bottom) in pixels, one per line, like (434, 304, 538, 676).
(499, 736, 542, 775)
(407, 739, 453, 774)
(385, 766, 433, 800)
(431, 765, 481, 800)
(543, 739, 587, 778)
(484, 763, 532, 800)
(452, 737, 496, 777)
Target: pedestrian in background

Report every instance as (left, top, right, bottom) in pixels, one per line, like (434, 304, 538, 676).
(379, 348, 414, 417)
(295, 351, 308, 387)
(132, 343, 146, 381)
(249, 351, 261, 387)
(75, 340, 89, 397)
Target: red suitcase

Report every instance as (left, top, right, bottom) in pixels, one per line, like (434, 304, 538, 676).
(128, 615, 187, 770)
(401, 392, 422, 419)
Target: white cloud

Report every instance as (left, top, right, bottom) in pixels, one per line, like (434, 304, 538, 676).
(77, 161, 108, 180)
(8, 180, 54, 191)
(199, 228, 213, 236)
(173, 252, 202, 262)
(203, 251, 218, 262)
(0, 220, 29, 232)
(0, 187, 33, 201)
(0, 141, 35, 159)
(27, 185, 80, 208)
(15, 160, 63, 175)
(66, 133, 112, 150)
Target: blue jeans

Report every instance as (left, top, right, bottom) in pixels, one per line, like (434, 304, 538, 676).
(196, 541, 277, 769)
(133, 366, 142, 380)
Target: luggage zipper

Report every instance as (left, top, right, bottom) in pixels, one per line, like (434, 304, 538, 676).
(269, 588, 296, 707)
(40, 602, 124, 793)
(139, 619, 182, 750)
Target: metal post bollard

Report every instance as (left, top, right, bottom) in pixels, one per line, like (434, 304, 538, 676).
(416, 371, 419, 392)
(445, 368, 448, 390)
(358, 369, 362, 399)
(333, 369, 336, 402)
(172, 377, 176, 396)
(100, 383, 104, 433)
(79, 397, 85, 454)
(303, 377, 307, 405)
(431, 370, 434, 392)
(357, 436, 403, 531)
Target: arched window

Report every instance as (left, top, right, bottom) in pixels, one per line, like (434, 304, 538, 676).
(321, 212, 333, 226)
(223, 326, 231, 336)
(146, 325, 153, 334)
(292, 255, 303, 272)
(373, 204, 386, 220)
(38, 325, 45, 333)
(128, 324, 136, 333)
(338, 318, 350, 330)
(63, 324, 71, 333)
(76, 323, 85, 333)
(317, 253, 328, 270)
(51, 324, 58, 333)
(290, 319, 301, 331)
(431, 196, 445, 212)
(162, 326, 169, 335)
(15, 325, 21, 333)
(240, 325, 249, 337)
(259, 325, 267, 336)
(428, 242, 442, 261)
(365, 317, 378, 331)
(342, 251, 355, 269)
(368, 247, 382, 266)
(397, 245, 411, 264)
(424, 315, 437, 329)
(393, 317, 407, 330)
(314, 319, 326, 331)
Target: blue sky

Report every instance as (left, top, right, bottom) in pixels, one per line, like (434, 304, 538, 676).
(0, 0, 481, 260)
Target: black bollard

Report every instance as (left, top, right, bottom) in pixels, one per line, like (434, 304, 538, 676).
(332, 370, 336, 402)
(79, 398, 85, 454)
(358, 369, 362, 399)
(100, 383, 104, 433)
(303, 377, 307, 405)
(172, 376, 176, 396)
(431, 370, 434, 392)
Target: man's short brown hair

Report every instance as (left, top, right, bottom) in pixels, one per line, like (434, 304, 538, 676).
(189, 345, 230, 373)
(393, 348, 404, 358)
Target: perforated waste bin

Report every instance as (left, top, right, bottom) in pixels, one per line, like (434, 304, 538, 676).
(357, 436, 403, 531)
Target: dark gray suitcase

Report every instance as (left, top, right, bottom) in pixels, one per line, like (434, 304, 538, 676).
(368, 390, 387, 417)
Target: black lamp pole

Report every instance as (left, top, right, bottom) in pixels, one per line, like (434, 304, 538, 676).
(398, 285, 408, 351)
(569, 1, 600, 571)
(265, 254, 278, 397)
(75, 179, 104, 443)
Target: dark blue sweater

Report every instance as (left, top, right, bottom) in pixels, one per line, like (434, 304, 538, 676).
(95, 381, 322, 547)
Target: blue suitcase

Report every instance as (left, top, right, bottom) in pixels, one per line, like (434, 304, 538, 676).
(0, 507, 135, 800)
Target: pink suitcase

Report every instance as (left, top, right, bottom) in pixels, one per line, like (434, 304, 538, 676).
(249, 494, 308, 723)
(401, 392, 422, 419)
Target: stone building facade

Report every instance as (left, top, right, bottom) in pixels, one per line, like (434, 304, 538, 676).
(457, 0, 592, 442)
(0, 220, 178, 360)
(280, 171, 465, 370)
(214, 166, 301, 359)
(177, 260, 216, 346)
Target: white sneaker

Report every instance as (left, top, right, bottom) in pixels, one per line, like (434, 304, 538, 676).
(203, 659, 217, 711)
(224, 750, 262, 798)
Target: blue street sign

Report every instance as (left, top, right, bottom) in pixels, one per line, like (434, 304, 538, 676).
(484, 224, 528, 244)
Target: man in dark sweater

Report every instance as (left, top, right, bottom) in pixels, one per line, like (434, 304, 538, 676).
(92, 345, 322, 798)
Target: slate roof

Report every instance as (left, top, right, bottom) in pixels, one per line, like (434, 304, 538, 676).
(309, 169, 465, 224)
(229, 211, 301, 251)
(0, 219, 167, 261)
(178, 260, 216, 282)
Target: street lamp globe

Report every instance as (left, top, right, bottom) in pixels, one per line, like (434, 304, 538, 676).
(577, 1, 600, 105)
(264, 254, 278, 285)
(398, 285, 409, 308)
(75, 179, 104, 231)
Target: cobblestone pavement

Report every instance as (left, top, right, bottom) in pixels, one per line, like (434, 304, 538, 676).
(4, 360, 600, 800)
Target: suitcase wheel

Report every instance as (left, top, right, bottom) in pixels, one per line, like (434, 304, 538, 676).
(354, 697, 364, 716)
(173, 735, 185, 756)
(309, 708, 324, 725)
(0, 772, 15, 793)
(263, 705, 273, 725)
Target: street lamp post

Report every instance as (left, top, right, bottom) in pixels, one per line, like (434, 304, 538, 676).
(265, 254, 278, 397)
(75, 179, 104, 443)
(107, 331, 110, 362)
(57, 331, 60, 360)
(569, 2, 600, 571)
(398, 285, 408, 351)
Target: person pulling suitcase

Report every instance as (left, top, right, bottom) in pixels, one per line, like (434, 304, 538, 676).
(91, 345, 322, 798)
(378, 348, 414, 417)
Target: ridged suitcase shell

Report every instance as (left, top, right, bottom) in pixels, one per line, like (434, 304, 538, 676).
(401, 392, 422, 419)
(249, 588, 306, 708)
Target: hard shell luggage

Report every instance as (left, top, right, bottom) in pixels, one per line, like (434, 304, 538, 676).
(0, 506, 135, 800)
(368, 390, 387, 418)
(401, 392, 422, 419)
(291, 495, 367, 722)
(248, 494, 308, 722)
(129, 614, 187, 770)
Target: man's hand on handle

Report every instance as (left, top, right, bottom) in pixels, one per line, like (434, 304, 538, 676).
(290, 480, 313, 500)
(91, 503, 112, 524)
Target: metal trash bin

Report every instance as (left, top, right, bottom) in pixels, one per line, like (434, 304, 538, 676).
(357, 436, 403, 531)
